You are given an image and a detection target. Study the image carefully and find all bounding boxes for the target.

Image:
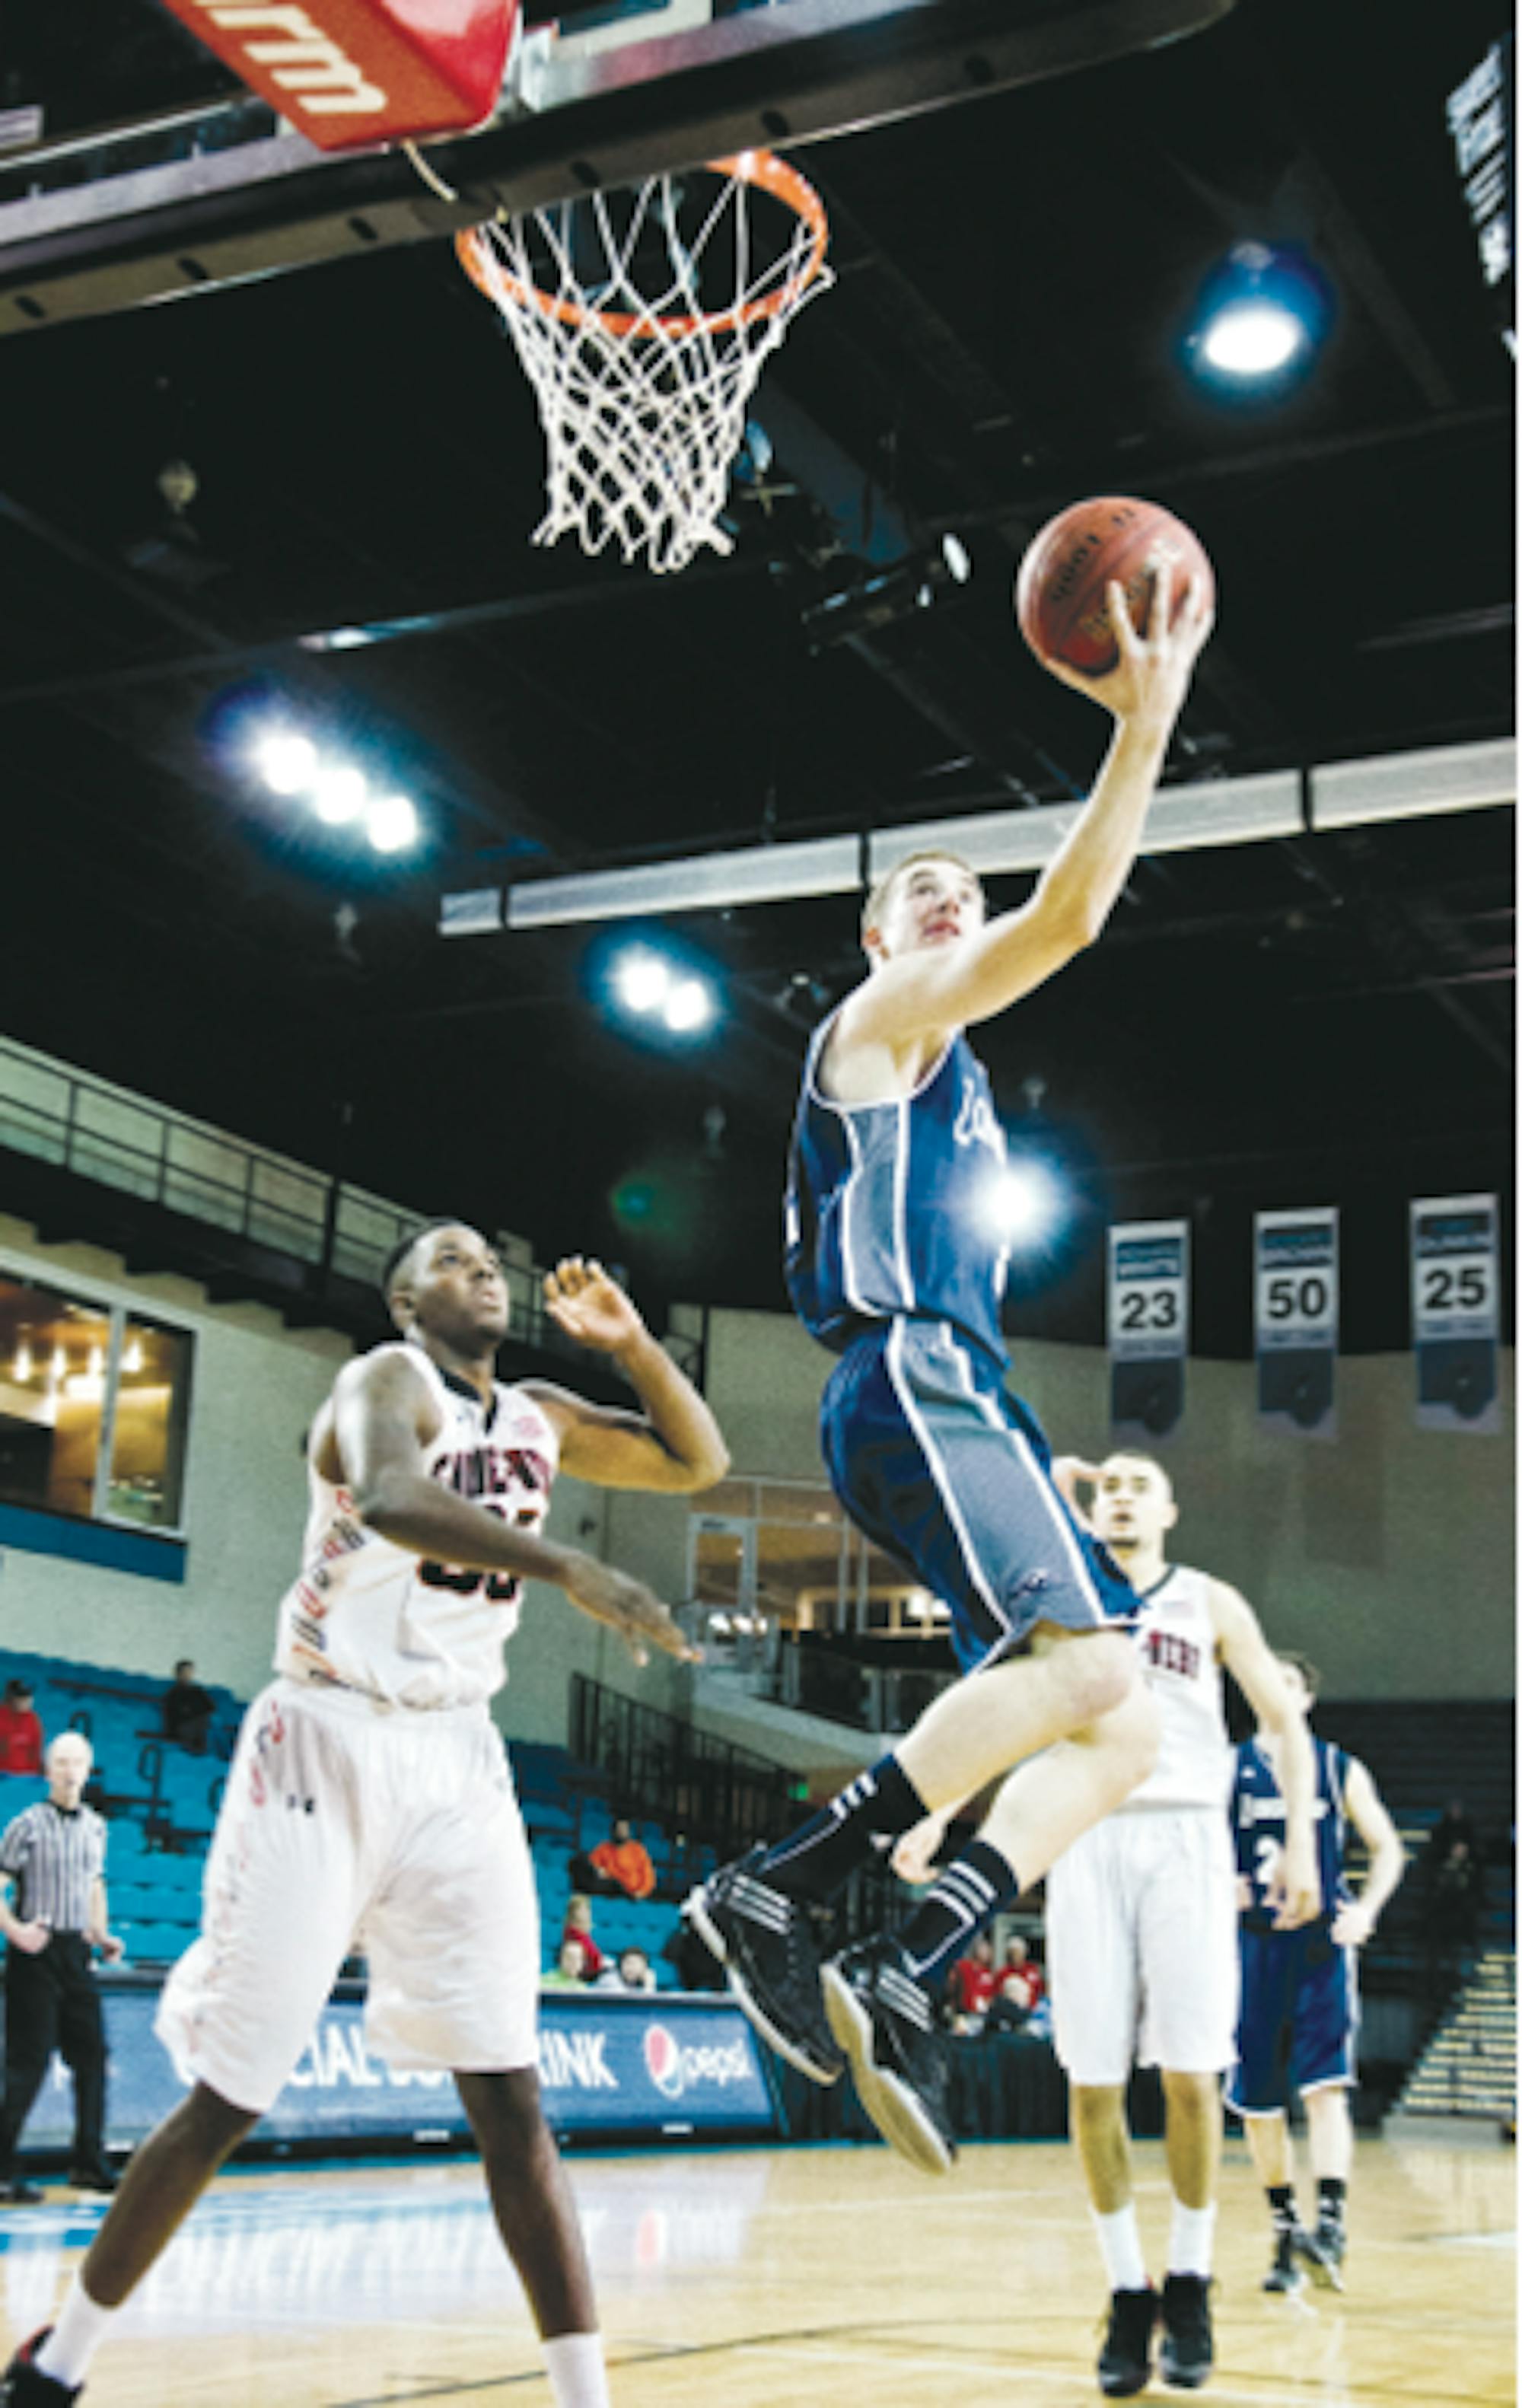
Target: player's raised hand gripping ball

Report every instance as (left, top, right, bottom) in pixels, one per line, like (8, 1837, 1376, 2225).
(1016, 495, 1215, 676)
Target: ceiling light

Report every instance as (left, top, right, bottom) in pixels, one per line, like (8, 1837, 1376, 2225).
(365, 792, 420, 854)
(255, 731, 318, 796)
(981, 1160, 1066, 1248)
(801, 539, 977, 652)
(312, 763, 368, 826)
(663, 976, 715, 1034)
(11, 1341, 32, 1383)
(1189, 241, 1331, 390)
(613, 951, 672, 1014)
(1200, 300, 1305, 377)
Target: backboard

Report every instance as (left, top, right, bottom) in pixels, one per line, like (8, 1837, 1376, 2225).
(0, 0, 1236, 337)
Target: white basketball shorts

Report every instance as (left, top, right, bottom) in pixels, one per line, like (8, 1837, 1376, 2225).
(157, 1677, 540, 2116)
(1046, 1805, 1239, 2086)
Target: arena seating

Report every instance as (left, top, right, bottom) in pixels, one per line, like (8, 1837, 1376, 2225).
(0, 1650, 693, 1984)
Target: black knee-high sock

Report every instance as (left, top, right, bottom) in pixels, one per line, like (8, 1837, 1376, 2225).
(756, 1756, 930, 1906)
(895, 1838, 1021, 1988)
(1317, 2176, 1347, 2231)
(1268, 2183, 1298, 2232)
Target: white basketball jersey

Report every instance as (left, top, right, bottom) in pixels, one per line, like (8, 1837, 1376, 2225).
(274, 1343, 560, 1711)
(1121, 1564, 1231, 1811)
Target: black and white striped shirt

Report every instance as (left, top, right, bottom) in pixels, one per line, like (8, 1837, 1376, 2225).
(0, 1800, 107, 1930)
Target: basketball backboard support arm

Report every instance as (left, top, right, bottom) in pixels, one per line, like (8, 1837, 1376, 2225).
(0, 0, 1236, 337)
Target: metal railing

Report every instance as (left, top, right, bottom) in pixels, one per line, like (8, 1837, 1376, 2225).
(569, 1674, 796, 1863)
(0, 1034, 701, 1377)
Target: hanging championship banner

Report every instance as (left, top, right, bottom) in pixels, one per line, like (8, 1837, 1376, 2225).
(1255, 1207, 1339, 1436)
(1108, 1219, 1189, 1438)
(1410, 1193, 1501, 1431)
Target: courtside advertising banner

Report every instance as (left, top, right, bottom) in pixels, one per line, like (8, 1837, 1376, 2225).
(1410, 1193, 1501, 1432)
(1255, 1208, 1339, 1436)
(1108, 1219, 1189, 1439)
(26, 1984, 776, 2152)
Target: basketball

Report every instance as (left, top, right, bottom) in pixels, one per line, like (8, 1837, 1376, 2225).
(1015, 495, 1214, 676)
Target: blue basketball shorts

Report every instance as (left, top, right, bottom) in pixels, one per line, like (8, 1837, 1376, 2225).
(1224, 1922, 1358, 2115)
(818, 1317, 1134, 1677)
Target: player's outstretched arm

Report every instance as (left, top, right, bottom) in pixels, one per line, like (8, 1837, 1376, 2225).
(891, 1800, 966, 1886)
(1051, 1455, 1102, 1531)
(530, 1256, 730, 1494)
(840, 566, 1213, 1052)
(1333, 1761, 1406, 1948)
(335, 1350, 699, 1667)
(1211, 1581, 1320, 1929)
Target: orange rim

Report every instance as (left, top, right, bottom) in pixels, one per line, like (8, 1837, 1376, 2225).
(455, 149, 829, 339)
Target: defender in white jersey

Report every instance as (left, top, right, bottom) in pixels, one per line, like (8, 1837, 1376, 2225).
(8, 1225, 727, 2408)
(895, 1454, 1318, 2399)
(1047, 1454, 1318, 2397)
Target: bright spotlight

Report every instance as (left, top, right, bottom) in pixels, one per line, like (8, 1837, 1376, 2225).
(613, 951, 671, 1014)
(664, 976, 715, 1034)
(365, 792, 419, 854)
(312, 763, 368, 826)
(1189, 241, 1330, 390)
(941, 534, 973, 584)
(256, 731, 317, 796)
(981, 1161, 1065, 1248)
(1200, 300, 1305, 377)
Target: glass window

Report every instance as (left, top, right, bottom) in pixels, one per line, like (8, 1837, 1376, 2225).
(107, 1318, 192, 1528)
(0, 1272, 193, 1533)
(689, 1478, 955, 1645)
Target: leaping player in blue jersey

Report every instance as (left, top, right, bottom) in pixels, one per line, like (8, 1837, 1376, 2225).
(689, 562, 1214, 2174)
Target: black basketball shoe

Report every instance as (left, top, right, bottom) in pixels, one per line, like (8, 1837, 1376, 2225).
(1295, 2218, 1346, 2292)
(820, 1935, 957, 2176)
(67, 2166, 118, 2196)
(684, 1848, 843, 2083)
(1158, 2273, 1213, 2389)
(0, 2331, 84, 2403)
(1262, 2226, 1304, 2292)
(1097, 2285, 1157, 2398)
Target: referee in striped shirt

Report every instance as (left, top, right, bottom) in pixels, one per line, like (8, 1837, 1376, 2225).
(0, 1731, 123, 2203)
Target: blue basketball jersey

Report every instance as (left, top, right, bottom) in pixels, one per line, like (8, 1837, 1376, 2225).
(784, 1009, 1011, 1363)
(1231, 1733, 1351, 1930)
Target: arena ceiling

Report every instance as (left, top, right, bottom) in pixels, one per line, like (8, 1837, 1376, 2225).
(0, 0, 1513, 1355)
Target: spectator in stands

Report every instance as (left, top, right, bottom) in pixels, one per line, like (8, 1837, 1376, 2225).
(995, 1934, 1045, 2016)
(568, 1815, 658, 1901)
(1431, 1798, 1482, 1875)
(560, 1894, 607, 1983)
(543, 1938, 591, 1990)
(0, 1681, 43, 1778)
(603, 1947, 657, 1996)
(1427, 1837, 1485, 1970)
(161, 1661, 215, 1756)
(0, 1732, 123, 2203)
(946, 1933, 998, 2033)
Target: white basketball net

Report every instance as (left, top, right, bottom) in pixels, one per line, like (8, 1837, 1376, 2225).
(459, 156, 833, 576)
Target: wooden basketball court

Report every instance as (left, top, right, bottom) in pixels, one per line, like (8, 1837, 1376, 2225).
(1, 2129, 1512, 2403)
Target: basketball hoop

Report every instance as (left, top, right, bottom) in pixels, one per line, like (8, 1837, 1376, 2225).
(454, 151, 832, 575)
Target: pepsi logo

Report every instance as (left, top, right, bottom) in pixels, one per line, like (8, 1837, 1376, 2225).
(644, 2024, 685, 2099)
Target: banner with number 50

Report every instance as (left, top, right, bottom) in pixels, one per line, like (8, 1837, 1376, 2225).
(1411, 1193, 1501, 1431)
(1108, 1219, 1189, 1439)
(1256, 1208, 1339, 1436)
